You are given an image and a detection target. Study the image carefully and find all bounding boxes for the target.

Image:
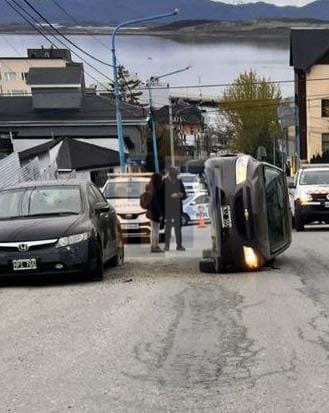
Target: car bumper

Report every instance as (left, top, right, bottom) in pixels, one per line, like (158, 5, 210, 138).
(296, 203, 329, 220)
(0, 240, 91, 276)
(119, 217, 151, 238)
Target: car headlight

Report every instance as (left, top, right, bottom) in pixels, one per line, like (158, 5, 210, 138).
(56, 232, 91, 248)
(236, 156, 249, 185)
(299, 192, 312, 205)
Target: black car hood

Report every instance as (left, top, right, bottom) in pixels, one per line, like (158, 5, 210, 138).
(0, 215, 85, 242)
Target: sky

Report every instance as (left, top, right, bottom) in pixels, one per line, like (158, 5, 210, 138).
(217, 0, 313, 5)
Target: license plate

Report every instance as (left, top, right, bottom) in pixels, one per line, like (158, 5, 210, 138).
(221, 205, 232, 228)
(325, 202, 329, 208)
(122, 223, 139, 230)
(13, 258, 37, 271)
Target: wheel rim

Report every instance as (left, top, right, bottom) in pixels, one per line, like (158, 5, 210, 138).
(117, 246, 124, 265)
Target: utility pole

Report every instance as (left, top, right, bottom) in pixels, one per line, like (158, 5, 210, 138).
(111, 9, 179, 173)
(169, 99, 175, 167)
(147, 79, 159, 173)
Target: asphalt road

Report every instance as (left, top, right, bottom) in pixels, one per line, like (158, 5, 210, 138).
(2, 225, 329, 412)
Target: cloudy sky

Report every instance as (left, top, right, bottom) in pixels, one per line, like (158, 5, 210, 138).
(217, 0, 312, 5)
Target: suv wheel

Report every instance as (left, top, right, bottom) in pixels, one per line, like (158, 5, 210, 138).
(295, 213, 305, 232)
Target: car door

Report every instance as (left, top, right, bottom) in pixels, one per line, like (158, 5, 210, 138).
(192, 194, 210, 221)
(90, 185, 117, 258)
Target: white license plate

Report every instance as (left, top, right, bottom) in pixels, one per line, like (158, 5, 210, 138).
(325, 202, 329, 208)
(13, 258, 37, 271)
(122, 223, 139, 230)
(221, 205, 232, 228)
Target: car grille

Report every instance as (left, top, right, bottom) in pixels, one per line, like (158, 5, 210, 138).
(0, 240, 57, 252)
(118, 213, 143, 220)
(311, 193, 329, 202)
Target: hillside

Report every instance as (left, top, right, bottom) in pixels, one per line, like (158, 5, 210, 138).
(3, 0, 329, 25)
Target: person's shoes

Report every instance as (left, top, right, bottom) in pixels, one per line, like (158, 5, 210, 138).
(176, 246, 186, 251)
(153, 246, 164, 253)
(164, 246, 170, 251)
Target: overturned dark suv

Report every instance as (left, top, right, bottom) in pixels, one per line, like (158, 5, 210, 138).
(200, 155, 292, 273)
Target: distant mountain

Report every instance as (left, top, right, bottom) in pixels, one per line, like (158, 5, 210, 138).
(3, 0, 329, 25)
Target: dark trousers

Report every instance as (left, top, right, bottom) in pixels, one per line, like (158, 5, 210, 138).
(165, 215, 182, 248)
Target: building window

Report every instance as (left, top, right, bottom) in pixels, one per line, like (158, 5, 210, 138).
(322, 100, 329, 117)
(4, 72, 17, 81)
(322, 134, 329, 153)
(21, 72, 28, 81)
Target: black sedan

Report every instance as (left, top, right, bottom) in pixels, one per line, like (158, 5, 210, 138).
(0, 180, 124, 280)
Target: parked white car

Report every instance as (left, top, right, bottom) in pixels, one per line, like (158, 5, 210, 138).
(102, 173, 152, 239)
(179, 173, 204, 196)
(182, 192, 210, 226)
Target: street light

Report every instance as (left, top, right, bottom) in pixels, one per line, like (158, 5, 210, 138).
(147, 66, 191, 172)
(111, 9, 179, 173)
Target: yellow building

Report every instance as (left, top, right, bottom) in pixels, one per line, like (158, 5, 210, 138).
(290, 28, 329, 162)
(0, 48, 71, 96)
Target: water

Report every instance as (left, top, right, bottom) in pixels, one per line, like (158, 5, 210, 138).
(0, 34, 294, 101)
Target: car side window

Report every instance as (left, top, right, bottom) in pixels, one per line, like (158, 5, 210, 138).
(87, 186, 98, 211)
(91, 185, 107, 203)
(195, 195, 208, 204)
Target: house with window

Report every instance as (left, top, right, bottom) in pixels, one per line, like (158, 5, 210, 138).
(290, 28, 329, 161)
(0, 47, 71, 96)
(154, 99, 205, 159)
(0, 64, 148, 166)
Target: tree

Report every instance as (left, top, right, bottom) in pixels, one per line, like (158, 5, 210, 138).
(110, 65, 143, 105)
(219, 70, 282, 163)
(145, 124, 171, 173)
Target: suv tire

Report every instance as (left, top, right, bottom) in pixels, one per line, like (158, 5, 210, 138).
(295, 213, 305, 232)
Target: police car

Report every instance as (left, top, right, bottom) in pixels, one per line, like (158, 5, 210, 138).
(182, 192, 210, 226)
(102, 173, 152, 239)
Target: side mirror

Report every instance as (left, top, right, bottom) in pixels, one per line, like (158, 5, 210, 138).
(95, 202, 110, 213)
(288, 182, 296, 189)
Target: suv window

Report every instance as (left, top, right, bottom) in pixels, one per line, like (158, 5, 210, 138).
(264, 167, 289, 253)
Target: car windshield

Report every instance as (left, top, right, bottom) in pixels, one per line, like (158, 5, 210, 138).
(299, 170, 329, 185)
(0, 186, 82, 219)
(180, 176, 197, 183)
(103, 181, 147, 199)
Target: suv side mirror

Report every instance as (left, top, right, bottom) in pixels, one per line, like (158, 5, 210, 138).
(95, 202, 110, 213)
(288, 182, 296, 189)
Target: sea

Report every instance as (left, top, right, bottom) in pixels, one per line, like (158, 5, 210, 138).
(0, 33, 294, 103)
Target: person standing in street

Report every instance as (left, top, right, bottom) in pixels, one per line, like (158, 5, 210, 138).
(161, 167, 187, 251)
(146, 173, 164, 253)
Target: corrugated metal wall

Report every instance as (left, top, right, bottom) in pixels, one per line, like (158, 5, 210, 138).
(0, 153, 21, 189)
(0, 154, 46, 189)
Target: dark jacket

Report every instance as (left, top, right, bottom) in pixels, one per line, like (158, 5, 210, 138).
(146, 183, 163, 223)
(161, 176, 187, 218)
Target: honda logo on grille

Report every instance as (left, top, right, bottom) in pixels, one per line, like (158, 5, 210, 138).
(18, 243, 29, 252)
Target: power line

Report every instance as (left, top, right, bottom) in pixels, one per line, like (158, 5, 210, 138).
(49, 0, 112, 53)
(4, 0, 112, 88)
(23, 0, 113, 67)
(126, 76, 329, 92)
(21, 0, 114, 68)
